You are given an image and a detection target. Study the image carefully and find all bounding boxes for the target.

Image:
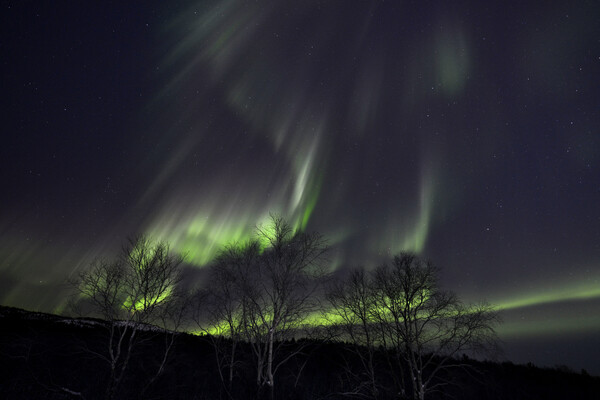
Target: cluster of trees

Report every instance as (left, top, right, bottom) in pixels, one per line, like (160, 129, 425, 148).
(69, 215, 500, 400)
(196, 216, 328, 399)
(325, 255, 500, 400)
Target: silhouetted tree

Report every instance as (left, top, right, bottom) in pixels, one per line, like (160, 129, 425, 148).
(70, 236, 187, 400)
(203, 215, 328, 399)
(197, 240, 260, 399)
(327, 253, 501, 400)
(326, 268, 387, 399)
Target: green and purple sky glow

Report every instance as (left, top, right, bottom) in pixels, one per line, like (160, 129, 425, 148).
(1, 1, 599, 374)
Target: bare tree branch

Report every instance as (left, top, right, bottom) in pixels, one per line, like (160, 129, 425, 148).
(69, 236, 188, 400)
(326, 253, 500, 400)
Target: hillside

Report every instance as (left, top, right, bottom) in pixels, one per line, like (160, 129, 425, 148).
(1, 305, 598, 400)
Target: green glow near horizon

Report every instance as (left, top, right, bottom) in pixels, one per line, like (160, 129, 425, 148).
(488, 277, 600, 336)
(193, 288, 600, 339)
(144, 185, 321, 267)
(497, 313, 600, 338)
(493, 280, 600, 312)
(123, 286, 173, 312)
(148, 212, 256, 266)
(193, 302, 600, 340)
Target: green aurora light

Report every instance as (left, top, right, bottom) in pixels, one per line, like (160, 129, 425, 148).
(492, 279, 600, 312)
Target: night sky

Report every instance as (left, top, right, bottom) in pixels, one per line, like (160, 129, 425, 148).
(2, 1, 599, 374)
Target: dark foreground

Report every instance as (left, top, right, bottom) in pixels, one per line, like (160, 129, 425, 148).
(1, 306, 598, 400)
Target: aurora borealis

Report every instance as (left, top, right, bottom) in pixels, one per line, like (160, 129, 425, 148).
(2, 0, 599, 374)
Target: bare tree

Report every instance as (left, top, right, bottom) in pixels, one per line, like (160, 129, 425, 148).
(327, 253, 500, 400)
(325, 269, 386, 399)
(70, 236, 186, 400)
(203, 215, 328, 399)
(374, 253, 500, 400)
(197, 240, 260, 399)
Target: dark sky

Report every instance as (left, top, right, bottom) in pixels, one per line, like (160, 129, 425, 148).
(2, 1, 599, 374)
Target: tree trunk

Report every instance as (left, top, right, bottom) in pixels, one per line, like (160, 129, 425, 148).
(266, 327, 275, 399)
(229, 341, 236, 388)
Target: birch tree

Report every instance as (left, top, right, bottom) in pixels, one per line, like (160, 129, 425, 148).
(71, 236, 186, 400)
(207, 215, 328, 399)
(327, 253, 500, 400)
(326, 269, 387, 399)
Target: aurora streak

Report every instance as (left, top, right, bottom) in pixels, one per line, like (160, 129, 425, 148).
(1, 0, 599, 374)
